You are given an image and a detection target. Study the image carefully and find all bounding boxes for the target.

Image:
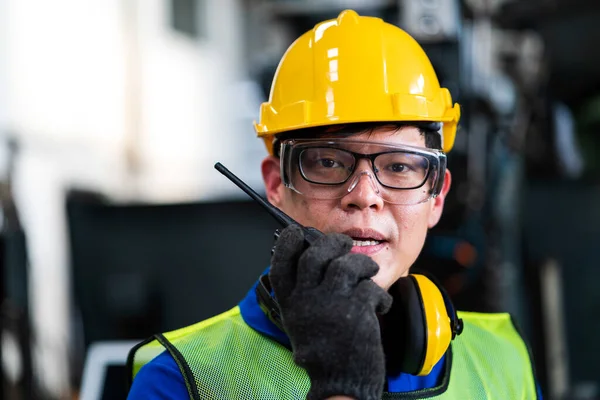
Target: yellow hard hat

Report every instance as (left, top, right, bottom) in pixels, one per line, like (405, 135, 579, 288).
(255, 9, 461, 154)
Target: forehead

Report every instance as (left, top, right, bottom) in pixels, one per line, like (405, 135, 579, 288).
(323, 126, 426, 148)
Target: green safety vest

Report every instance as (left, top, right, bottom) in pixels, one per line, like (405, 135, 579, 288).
(128, 307, 538, 399)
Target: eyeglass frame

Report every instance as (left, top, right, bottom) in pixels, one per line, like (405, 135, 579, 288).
(279, 138, 448, 200)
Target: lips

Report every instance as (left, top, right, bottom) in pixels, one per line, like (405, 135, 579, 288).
(341, 228, 388, 256)
(341, 228, 387, 242)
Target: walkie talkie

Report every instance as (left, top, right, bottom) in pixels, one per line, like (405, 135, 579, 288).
(214, 162, 323, 330)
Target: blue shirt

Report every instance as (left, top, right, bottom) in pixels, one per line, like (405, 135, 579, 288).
(128, 276, 542, 399)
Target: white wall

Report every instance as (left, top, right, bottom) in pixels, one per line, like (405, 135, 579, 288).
(0, 0, 8, 150)
(5, 1, 130, 396)
(6, 0, 131, 192)
(1, 0, 253, 397)
(4, 0, 257, 203)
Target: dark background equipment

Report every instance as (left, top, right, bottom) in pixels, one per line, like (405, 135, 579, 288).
(67, 194, 280, 347)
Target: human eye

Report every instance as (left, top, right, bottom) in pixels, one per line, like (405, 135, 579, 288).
(381, 154, 421, 175)
(375, 152, 429, 187)
(302, 149, 349, 170)
(386, 162, 412, 173)
(317, 157, 344, 169)
(299, 148, 354, 183)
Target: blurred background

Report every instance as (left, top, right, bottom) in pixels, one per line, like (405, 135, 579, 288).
(0, 0, 598, 399)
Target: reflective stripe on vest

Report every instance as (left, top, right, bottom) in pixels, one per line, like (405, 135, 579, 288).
(129, 307, 537, 399)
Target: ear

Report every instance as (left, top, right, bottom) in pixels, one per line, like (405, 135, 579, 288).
(428, 169, 452, 228)
(261, 156, 284, 207)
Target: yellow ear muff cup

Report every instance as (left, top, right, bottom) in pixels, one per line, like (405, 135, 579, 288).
(388, 276, 428, 375)
(411, 274, 453, 376)
(381, 274, 458, 376)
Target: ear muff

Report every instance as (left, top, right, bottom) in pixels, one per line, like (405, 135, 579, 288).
(382, 273, 463, 376)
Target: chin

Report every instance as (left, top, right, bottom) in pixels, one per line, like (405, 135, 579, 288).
(371, 270, 394, 291)
(371, 261, 409, 291)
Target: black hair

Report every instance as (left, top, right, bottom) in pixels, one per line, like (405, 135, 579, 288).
(272, 122, 442, 157)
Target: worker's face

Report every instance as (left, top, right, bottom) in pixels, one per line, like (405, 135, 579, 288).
(262, 126, 451, 290)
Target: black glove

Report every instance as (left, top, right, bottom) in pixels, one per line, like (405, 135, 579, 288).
(270, 224, 393, 400)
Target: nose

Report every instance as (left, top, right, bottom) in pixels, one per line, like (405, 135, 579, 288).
(340, 169, 385, 211)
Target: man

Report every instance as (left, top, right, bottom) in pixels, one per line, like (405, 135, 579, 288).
(127, 10, 540, 399)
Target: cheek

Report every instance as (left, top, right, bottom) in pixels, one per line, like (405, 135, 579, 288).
(281, 193, 335, 229)
(394, 205, 431, 253)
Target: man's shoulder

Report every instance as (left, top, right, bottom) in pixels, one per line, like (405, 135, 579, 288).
(129, 305, 299, 398)
(456, 311, 520, 337)
(127, 351, 189, 399)
(457, 310, 512, 320)
(452, 311, 538, 397)
(454, 310, 532, 363)
(162, 306, 246, 343)
(129, 306, 249, 380)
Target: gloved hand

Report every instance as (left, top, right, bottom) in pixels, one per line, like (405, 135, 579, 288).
(270, 224, 393, 400)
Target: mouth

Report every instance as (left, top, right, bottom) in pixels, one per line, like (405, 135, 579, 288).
(342, 228, 388, 255)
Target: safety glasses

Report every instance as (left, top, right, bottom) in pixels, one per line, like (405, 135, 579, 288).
(279, 139, 446, 205)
